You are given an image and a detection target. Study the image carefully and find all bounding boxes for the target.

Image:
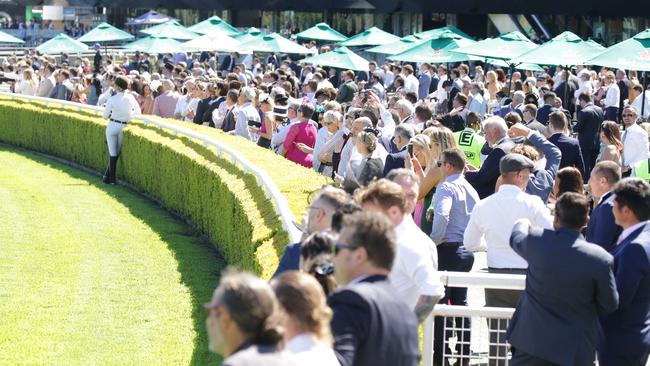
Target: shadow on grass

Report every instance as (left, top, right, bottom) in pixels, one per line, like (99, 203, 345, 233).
(1, 145, 224, 366)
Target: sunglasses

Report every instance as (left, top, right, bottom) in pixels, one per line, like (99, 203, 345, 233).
(623, 114, 636, 117)
(334, 241, 356, 255)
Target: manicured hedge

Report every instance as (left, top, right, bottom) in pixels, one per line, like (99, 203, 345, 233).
(0, 98, 327, 279)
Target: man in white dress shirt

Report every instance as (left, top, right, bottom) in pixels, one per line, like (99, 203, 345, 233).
(402, 64, 419, 95)
(359, 179, 445, 322)
(621, 106, 650, 176)
(464, 153, 554, 365)
(602, 71, 621, 122)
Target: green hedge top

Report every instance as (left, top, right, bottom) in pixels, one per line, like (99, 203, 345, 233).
(0, 97, 328, 279)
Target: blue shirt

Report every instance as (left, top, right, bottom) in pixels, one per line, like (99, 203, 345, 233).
(430, 173, 480, 244)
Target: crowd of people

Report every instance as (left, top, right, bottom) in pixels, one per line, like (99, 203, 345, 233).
(2, 45, 650, 366)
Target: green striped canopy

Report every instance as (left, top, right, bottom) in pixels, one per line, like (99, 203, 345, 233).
(339, 27, 400, 47)
(510, 31, 605, 66)
(586, 29, 650, 71)
(0, 30, 25, 44)
(124, 35, 182, 54)
(389, 31, 477, 63)
(36, 33, 88, 54)
(187, 16, 240, 36)
(234, 27, 264, 43)
(300, 46, 369, 71)
(296, 23, 347, 42)
(366, 35, 424, 55)
(239, 33, 311, 54)
(140, 21, 198, 41)
(77, 23, 135, 43)
(415, 25, 473, 41)
(453, 31, 538, 61)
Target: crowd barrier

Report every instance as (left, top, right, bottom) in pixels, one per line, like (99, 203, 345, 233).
(423, 272, 525, 366)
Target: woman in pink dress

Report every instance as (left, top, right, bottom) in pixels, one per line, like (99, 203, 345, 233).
(283, 103, 318, 168)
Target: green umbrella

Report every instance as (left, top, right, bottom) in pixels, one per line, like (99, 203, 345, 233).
(180, 31, 241, 52)
(487, 58, 543, 71)
(140, 20, 198, 41)
(415, 25, 473, 41)
(510, 31, 605, 66)
(0, 30, 25, 44)
(366, 35, 424, 55)
(36, 33, 88, 54)
(76, 22, 135, 43)
(296, 23, 347, 42)
(453, 31, 538, 61)
(389, 31, 477, 63)
(339, 26, 400, 47)
(300, 46, 369, 71)
(187, 16, 240, 36)
(586, 29, 650, 71)
(239, 32, 310, 54)
(124, 35, 182, 54)
(234, 27, 264, 43)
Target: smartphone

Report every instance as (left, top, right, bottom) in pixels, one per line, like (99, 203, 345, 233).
(407, 144, 414, 157)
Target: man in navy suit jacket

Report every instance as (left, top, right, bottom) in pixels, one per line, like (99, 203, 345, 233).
(587, 162, 623, 251)
(382, 124, 415, 177)
(507, 192, 619, 366)
(329, 211, 419, 366)
(536, 92, 557, 125)
(547, 110, 586, 179)
(466, 116, 515, 198)
(573, 93, 604, 178)
(272, 187, 350, 278)
(598, 178, 650, 366)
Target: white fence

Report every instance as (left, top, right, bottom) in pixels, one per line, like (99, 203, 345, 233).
(0, 91, 303, 243)
(423, 271, 526, 366)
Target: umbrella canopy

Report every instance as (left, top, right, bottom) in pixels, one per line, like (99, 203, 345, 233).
(0, 30, 25, 44)
(180, 31, 241, 52)
(389, 31, 477, 63)
(187, 16, 240, 36)
(36, 33, 88, 54)
(415, 25, 473, 41)
(77, 22, 135, 43)
(126, 10, 175, 26)
(124, 35, 182, 54)
(511, 31, 605, 66)
(339, 26, 400, 47)
(453, 31, 538, 61)
(300, 46, 369, 71)
(140, 20, 198, 41)
(239, 32, 311, 54)
(365, 35, 424, 55)
(234, 27, 264, 43)
(296, 22, 347, 42)
(586, 29, 650, 71)
(487, 58, 544, 71)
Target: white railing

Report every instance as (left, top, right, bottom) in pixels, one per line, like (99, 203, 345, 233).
(423, 272, 526, 366)
(0, 91, 303, 243)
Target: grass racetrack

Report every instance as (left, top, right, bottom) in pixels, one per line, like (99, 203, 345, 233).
(0, 145, 223, 365)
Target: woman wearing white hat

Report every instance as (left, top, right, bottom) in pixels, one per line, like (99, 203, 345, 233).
(234, 87, 261, 141)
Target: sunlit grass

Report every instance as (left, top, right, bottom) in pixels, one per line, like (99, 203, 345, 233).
(0, 146, 223, 365)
